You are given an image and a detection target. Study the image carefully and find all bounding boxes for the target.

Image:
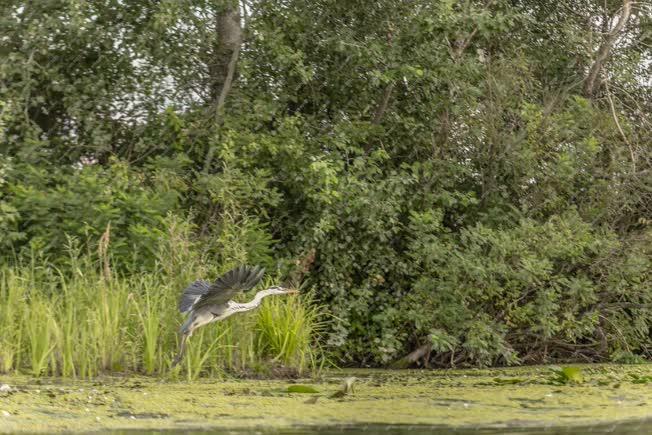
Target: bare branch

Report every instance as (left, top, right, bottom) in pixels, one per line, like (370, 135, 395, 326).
(372, 83, 395, 125)
(605, 80, 636, 172)
(584, 0, 633, 96)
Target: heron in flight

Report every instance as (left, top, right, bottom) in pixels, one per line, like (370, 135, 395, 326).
(173, 265, 297, 366)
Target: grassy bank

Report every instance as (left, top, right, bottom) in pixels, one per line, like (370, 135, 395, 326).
(0, 260, 324, 379)
(2, 366, 652, 432)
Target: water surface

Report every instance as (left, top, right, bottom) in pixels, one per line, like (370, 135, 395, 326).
(101, 421, 652, 435)
(3, 365, 652, 433)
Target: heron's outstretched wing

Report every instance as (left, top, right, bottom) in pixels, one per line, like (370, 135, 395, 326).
(179, 279, 211, 313)
(193, 265, 265, 309)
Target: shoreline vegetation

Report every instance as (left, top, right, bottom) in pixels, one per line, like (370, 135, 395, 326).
(2, 365, 652, 433)
(0, 255, 325, 379)
(0, 238, 650, 378)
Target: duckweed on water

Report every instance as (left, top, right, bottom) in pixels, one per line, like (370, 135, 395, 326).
(2, 365, 652, 433)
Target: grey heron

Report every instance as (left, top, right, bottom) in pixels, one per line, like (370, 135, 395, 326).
(173, 265, 297, 366)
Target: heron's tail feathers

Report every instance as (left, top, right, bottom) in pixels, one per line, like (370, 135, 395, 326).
(178, 279, 210, 313)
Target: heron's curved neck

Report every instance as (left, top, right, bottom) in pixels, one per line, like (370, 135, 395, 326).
(229, 287, 284, 313)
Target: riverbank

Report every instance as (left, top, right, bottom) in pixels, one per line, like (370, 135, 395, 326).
(1, 365, 652, 433)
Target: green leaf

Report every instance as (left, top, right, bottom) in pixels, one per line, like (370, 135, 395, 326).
(287, 385, 320, 394)
(552, 367, 584, 384)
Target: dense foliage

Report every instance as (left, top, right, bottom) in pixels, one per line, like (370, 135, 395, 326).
(1, 0, 650, 369)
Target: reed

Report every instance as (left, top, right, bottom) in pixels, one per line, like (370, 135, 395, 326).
(0, 260, 325, 378)
(255, 289, 326, 370)
(0, 268, 25, 373)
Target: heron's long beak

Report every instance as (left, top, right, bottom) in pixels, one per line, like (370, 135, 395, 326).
(286, 289, 299, 294)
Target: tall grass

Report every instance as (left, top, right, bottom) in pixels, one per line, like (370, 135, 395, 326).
(0, 259, 326, 379)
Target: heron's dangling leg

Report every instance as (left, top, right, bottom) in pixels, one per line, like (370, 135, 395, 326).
(174, 312, 198, 367)
(172, 333, 189, 367)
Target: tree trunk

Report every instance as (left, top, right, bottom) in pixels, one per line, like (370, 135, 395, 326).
(209, 1, 243, 120)
(203, 1, 243, 172)
(391, 342, 432, 368)
(584, 0, 632, 97)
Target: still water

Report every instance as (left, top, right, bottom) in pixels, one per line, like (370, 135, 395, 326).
(102, 420, 652, 435)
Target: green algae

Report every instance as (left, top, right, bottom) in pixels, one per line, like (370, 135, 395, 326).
(1, 365, 652, 433)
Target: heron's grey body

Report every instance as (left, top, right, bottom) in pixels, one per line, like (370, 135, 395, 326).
(173, 265, 296, 366)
